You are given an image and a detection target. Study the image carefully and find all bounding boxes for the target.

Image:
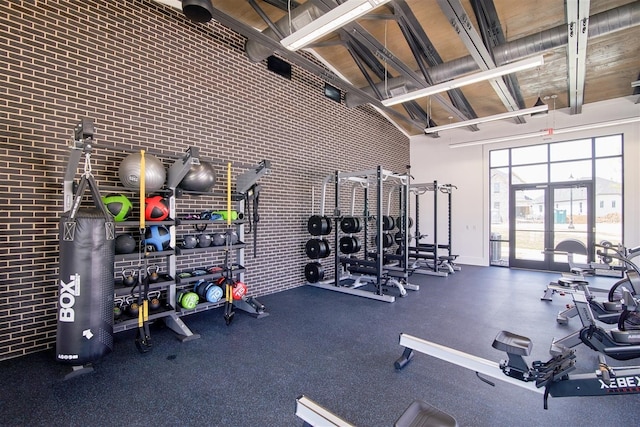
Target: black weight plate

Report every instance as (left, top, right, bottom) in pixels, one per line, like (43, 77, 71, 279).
(375, 233, 394, 248)
(382, 215, 395, 231)
(305, 239, 331, 259)
(340, 217, 362, 233)
(340, 236, 361, 254)
(305, 262, 324, 283)
(308, 215, 332, 236)
(384, 233, 394, 248)
(306, 239, 321, 258)
(318, 239, 331, 258)
(396, 216, 414, 230)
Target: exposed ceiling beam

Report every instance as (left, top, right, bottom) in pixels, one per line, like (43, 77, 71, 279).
(393, 1, 478, 129)
(209, 3, 426, 131)
(566, 0, 591, 115)
(331, 12, 478, 125)
(470, 0, 525, 108)
(247, 0, 284, 39)
(436, 0, 524, 122)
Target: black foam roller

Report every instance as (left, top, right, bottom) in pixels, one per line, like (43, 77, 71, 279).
(56, 208, 115, 365)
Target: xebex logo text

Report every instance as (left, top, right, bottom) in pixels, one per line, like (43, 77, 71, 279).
(59, 274, 80, 322)
(599, 376, 640, 390)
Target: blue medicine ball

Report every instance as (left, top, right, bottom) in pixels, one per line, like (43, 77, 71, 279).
(144, 225, 171, 251)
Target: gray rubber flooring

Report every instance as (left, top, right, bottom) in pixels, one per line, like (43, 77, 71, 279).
(1, 265, 638, 426)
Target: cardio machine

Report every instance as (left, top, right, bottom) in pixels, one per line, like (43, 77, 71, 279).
(550, 285, 640, 359)
(542, 246, 640, 325)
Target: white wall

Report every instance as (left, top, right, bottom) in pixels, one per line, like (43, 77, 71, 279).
(410, 96, 640, 266)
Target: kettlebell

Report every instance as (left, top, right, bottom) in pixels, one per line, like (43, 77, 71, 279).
(147, 265, 159, 283)
(148, 291, 162, 310)
(113, 298, 124, 319)
(126, 297, 139, 317)
(122, 269, 137, 287)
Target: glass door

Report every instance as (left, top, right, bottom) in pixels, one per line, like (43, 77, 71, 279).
(549, 182, 594, 271)
(510, 186, 547, 269)
(510, 182, 593, 271)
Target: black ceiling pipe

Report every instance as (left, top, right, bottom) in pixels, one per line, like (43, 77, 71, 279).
(182, 0, 214, 23)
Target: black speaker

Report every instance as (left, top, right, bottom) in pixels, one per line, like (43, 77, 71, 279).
(267, 56, 292, 80)
(324, 83, 341, 103)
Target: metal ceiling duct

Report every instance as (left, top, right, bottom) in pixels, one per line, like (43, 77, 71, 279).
(182, 0, 214, 23)
(244, 2, 324, 62)
(346, 2, 640, 106)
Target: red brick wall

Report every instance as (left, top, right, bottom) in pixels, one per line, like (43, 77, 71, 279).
(0, 0, 409, 360)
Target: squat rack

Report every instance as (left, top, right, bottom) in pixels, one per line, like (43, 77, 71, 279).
(408, 181, 459, 276)
(310, 166, 416, 302)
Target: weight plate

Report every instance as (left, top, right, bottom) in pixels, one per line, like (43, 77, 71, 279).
(305, 262, 324, 283)
(382, 215, 395, 231)
(305, 239, 331, 259)
(339, 236, 361, 254)
(308, 215, 332, 236)
(340, 217, 362, 233)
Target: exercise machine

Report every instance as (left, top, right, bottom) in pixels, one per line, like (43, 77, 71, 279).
(295, 395, 458, 427)
(543, 239, 625, 278)
(395, 329, 640, 409)
(306, 167, 417, 303)
(550, 286, 640, 358)
(542, 248, 640, 325)
(542, 275, 623, 325)
(407, 182, 459, 277)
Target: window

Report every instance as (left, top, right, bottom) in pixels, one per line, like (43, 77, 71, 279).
(489, 134, 623, 267)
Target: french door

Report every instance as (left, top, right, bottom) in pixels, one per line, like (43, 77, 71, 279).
(510, 181, 594, 271)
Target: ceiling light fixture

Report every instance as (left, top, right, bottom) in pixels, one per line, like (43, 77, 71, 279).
(449, 130, 552, 148)
(530, 96, 548, 118)
(280, 0, 392, 51)
(448, 116, 640, 149)
(424, 105, 548, 134)
(382, 55, 545, 107)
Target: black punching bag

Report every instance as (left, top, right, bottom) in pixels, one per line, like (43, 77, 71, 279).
(56, 205, 115, 364)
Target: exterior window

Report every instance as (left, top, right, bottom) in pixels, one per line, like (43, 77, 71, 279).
(489, 134, 623, 268)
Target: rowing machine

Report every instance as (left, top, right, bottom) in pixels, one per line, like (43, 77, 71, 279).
(395, 331, 640, 409)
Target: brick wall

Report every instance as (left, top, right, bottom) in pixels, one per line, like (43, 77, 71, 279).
(0, 0, 409, 360)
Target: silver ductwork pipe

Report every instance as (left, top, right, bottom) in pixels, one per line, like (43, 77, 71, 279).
(245, 2, 324, 62)
(346, 2, 640, 106)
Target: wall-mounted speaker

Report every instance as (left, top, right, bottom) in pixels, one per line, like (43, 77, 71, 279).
(267, 56, 292, 80)
(324, 83, 341, 103)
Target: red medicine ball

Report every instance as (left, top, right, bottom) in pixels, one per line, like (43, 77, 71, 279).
(145, 195, 169, 221)
(232, 281, 247, 300)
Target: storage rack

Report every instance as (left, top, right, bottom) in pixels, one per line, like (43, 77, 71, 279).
(63, 132, 270, 342)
